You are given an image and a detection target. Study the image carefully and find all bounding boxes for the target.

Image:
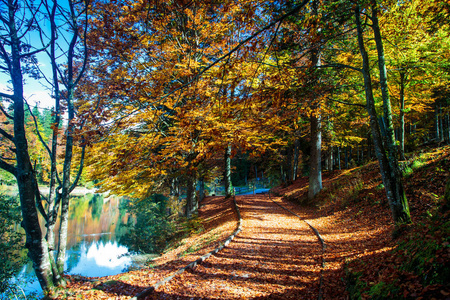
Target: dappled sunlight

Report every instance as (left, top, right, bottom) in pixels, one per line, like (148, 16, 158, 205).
(157, 194, 322, 299)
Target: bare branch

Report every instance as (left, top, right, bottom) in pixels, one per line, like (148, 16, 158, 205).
(0, 40, 12, 68)
(73, 0, 89, 87)
(19, 44, 49, 59)
(33, 174, 48, 221)
(25, 100, 53, 157)
(68, 143, 86, 194)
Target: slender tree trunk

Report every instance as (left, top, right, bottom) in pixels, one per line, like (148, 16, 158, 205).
(198, 176, 205, 202)
(308, 113, 322, 199)
(286, 146, 293, 183)
(308, 0, 322, 200)
(361, 143, 364, 163)
(45, 0, 63, 281)
(5, 1, 55, 290)
(55, 4, 88, 271)
(337, 146, 341, 170)
(349, 147, 352, 166)
(185, 175, 197, 218)
(344, 147, 349, 169)
(446, 113, 450, 144)
(439, 103, 444, 142)
(444, 177, 450, 211)
(329, 147, 333, 171)
(435, 100, 440, 142)
(372, 1, 410, 223)
(224, 144, 232, 198)
(56, 100, 75, 273)
(292, 138, 300, 180)
(399, 72, 406, 160)
(356, 4, 410, 224)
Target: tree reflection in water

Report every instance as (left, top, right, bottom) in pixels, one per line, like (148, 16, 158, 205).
(10, 194, 142, 296)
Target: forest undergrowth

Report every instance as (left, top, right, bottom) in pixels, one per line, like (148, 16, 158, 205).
(273, 144, 449, 299)
(62, 145, 449, 299)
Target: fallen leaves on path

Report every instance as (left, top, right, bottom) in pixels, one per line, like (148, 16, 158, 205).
(157, 195, 322, 299)
(65, 146, 449, 299)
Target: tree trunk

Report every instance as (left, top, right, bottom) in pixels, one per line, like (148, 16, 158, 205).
(292, 138, 300, 181)
(285, 145, 293, 183)
(329, 147, 333, 171)
(55, 10, 87, 272)
(185, 175, 197, 218)
(399, 71, 406, 160)
(5, 1, 55, 290)
(45, 1, 63, 281)
(307, 0, 322, 200)
(198, 177, 205, 202)
(361, 144, 364, 163)
(439, 103, 444, 142)
(344, 146, 349, 169)
(446, 113, 450, 144)
(337, 146, 341, 170)
(355, 3, 411, 224)
(308, 113, 322, 199)
(435, 100, 441, 141)
(224, 144, 232, 198)
(56, 76, 76, 274)
(443, 177, 450, 211)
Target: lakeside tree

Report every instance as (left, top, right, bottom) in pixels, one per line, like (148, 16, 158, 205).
(0, 0, 55, 289)
(0, 0, 89, 291)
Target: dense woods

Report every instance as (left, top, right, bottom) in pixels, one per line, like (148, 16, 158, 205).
(0, 0, 449, 297)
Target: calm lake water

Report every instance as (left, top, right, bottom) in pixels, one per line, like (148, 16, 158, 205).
(8, 193, 148, 297)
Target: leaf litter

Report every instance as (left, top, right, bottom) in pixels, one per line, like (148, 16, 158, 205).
(65, 146, 450, 299)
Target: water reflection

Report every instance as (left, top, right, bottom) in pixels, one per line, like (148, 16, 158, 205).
(67, 240, 132, 277)
(9, 193, 145, 296)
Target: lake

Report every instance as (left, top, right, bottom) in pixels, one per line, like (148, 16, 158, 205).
(7, 193, 149, 297)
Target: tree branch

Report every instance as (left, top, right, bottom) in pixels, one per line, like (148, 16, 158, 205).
(148, 0, 310, 109)
(0, 127, 14, 141)
(33, 173, 48, 222)
(68, 143, 86, 194)
(0, 98, 13, 122)
(319, 63, 362, 72)
(25, 100, 53, 157)
(98, 0, 311, 130)
(73, 0, 90, 88)
(0, 92, 14, 100)
(327, 96, 366, 108)
(0, 157, 16, 175)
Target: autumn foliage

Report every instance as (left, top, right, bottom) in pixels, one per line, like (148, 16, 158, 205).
(1, 0, 449, 296)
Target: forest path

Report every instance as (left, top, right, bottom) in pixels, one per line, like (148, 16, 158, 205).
(154, 194, 323, 299)
(67, 187, 393, 300)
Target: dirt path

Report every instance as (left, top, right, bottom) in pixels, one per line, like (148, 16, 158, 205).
(152, 194, 323, 299)
(66, 192, 393, 299)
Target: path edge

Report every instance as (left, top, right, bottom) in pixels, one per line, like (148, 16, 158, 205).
(268, 191, 326, 300)
(130, 196, 242, 299)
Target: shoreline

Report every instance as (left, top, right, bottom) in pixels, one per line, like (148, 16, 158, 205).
(1, 185, 99, 197)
